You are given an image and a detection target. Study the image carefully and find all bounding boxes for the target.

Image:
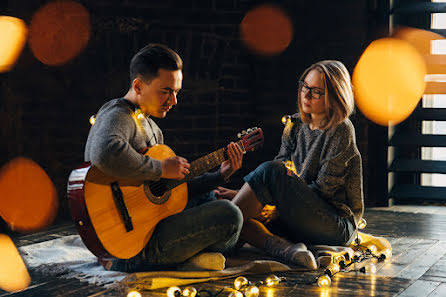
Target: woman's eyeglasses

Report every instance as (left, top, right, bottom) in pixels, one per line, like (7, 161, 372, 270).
(298, 81, 325, 100)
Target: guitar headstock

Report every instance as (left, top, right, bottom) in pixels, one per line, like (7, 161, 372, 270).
(237, 127, 264, 153)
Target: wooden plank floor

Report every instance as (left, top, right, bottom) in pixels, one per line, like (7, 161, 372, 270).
(2, 205, 446, 297)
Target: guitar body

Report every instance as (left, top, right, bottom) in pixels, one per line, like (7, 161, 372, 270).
(68, 127, 264, 260)
(68, 144, 188, 259)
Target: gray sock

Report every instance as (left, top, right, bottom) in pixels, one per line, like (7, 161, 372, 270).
(264, 236, 317, 270)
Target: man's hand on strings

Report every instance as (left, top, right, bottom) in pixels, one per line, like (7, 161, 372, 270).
(220, 142, 244, 181)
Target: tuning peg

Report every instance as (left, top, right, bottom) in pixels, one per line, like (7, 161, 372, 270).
(237, 133, 242, 139)
(242, 130, 247, 135)
(247, 128, 252, 133)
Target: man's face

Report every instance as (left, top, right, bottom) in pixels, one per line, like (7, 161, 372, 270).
(136, 68, 182, 118)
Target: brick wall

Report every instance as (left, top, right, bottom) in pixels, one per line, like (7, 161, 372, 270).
(0, 0, 380, 221)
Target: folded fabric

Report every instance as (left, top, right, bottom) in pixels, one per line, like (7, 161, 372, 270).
(178, 252, 226, 271)
(121, 260, 293, 290)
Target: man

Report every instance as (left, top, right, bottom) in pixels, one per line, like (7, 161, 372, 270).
(85, 43, 244, 271)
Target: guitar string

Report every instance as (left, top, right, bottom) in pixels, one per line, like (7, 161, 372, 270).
(110, 137, 253, 199)
(114, 148, 227, 199)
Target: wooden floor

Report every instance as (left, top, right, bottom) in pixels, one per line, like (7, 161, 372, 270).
(2, 205, 446, 297)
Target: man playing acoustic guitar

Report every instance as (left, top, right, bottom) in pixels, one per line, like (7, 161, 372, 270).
(84, 43, 245, 271)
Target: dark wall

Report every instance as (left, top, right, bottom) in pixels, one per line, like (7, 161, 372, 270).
(0, 0, 386, 222)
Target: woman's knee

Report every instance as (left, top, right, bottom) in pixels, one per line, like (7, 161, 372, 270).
(256, 161, 286, 179)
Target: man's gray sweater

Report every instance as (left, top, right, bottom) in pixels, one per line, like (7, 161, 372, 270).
(84, 98, 226, 196)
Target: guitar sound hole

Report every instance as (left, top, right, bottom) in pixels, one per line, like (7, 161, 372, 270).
(150, 180, 166, 197)
(143, 180, 171, 205)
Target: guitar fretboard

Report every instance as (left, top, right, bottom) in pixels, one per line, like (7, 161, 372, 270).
(167, 139, 244, 189)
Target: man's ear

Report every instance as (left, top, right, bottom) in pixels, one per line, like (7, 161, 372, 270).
(132, 78, 143, 95)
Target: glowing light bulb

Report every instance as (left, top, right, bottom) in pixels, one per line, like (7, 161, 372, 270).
(127, 291, 141, 297)
(89, 115, 96, 125)
(244, 285, 260, 297)
(317, 274, 332, 288)
(281, 115, 290, 125)
(368, 245, 377, 254)
(228, 290, 244, 297)
(135, 109, 145, 120)
(234, 276, 249, 290)
(331, 263, 340, 274)
(381, 249, 392, 261)
(182, 286, 197, 297)
(358, 218, 367, 229)
(334, 254, 346, 264)
(166, 286, 181, 297)
(265, 274, 280, 287)
(325, 263, 340, 277)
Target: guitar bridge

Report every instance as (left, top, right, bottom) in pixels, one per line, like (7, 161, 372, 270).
(110, 182, 133, 232)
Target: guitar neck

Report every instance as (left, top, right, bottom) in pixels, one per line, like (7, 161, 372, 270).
(168, 140, 244, 189)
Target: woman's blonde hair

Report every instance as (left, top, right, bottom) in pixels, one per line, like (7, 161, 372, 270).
(297, 60, 355, 130)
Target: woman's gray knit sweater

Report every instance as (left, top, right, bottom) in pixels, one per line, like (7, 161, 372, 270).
(274, 113, 364, 224)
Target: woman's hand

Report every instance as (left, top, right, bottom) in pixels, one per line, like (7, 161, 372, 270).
(214, 186, 238, 200)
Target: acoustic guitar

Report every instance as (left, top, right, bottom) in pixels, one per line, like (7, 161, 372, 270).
(67, 127, 264, 259)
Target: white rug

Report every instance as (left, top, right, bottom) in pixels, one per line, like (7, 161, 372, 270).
(18, 235, 127, 286)
(16, 235, 296, 291)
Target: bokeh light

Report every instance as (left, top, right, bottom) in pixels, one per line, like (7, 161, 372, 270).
(393, 27, 445, 74)
(0, 157, 58, 232)
(28, 0, 90, 66)
(393, 26, 444, 55)
(240, 4, 293, 56)
(353, 38, 427, 126)
(0, 234, 30, 292)
(0, 16, 27, 73)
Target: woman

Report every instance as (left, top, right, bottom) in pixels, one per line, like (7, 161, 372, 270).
(218, 60, 363, 270)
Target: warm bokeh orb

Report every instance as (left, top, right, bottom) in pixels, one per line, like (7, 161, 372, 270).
(393, 26, 444, 55)
(0, 234, 30, 292)
(393, 27, 445, 74)
(28, 0, 90, 66)
(240, 4, 293, 56)
(0, 157, 58, 232)
(0, 16, 27, 73)
(353, 38, 427, 126)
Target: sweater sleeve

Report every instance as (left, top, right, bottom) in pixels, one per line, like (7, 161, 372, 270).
(345, 154, 364, 224)
(187, 170, 227, 198)
(86, 107, 162, 181)
(274, 115, 299, 162)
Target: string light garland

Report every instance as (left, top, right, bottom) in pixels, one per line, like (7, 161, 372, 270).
(89, 114, 96, 125)
(155, 274, 287, 297)
(315, 227, 391, 287)
(125, 216, 391, 296)
(89, 108, 145, 126)
(127, 290, 142, 297)
(136, 241, 390, 296)
(134, 108, 145, 120)
(128, 243, 389, 297)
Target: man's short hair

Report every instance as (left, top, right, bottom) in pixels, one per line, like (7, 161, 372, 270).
(129, 43, 183, 84)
